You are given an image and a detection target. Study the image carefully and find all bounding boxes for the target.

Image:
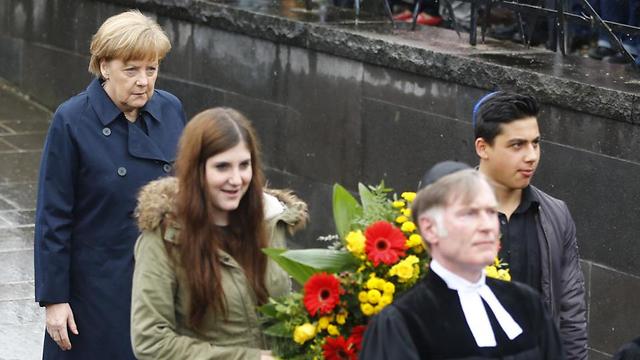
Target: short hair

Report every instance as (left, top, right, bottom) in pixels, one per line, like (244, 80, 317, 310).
(411, 169, 490, 223)
(88, 10, 171, 77)
(473, 92, 539, 144)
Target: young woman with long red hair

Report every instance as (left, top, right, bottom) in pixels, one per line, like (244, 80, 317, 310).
(130, 107, 308, 359)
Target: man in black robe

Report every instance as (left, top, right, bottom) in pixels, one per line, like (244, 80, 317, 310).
(359, 169, 564, 360)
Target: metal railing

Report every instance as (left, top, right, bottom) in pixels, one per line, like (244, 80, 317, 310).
(372, 0, 640, 66)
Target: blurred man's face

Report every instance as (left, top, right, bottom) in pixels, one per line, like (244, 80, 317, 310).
(476, 117, 541, 191)
(423, 181, 500, 279)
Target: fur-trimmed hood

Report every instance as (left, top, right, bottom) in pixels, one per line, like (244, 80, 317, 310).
(135, 177, 308, 235)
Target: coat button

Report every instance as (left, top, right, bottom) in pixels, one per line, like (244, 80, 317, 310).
(163, 163, 172, 173)
(102, 128, 111, 136)
(117, 167, 127, 177)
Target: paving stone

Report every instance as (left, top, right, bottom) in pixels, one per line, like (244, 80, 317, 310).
(0, 210, 35, 227)
(0, 120, 50, 134)
(0, 298, 43, 326)
(0, 321, 44, 360)
(0, 91, 49, 122)
(0, 138, 15, 151)
(0, 133, 47, 151)
(0, 182, 37, 209)
(0, 226, 34, 239)
(0, 197, 14, 210)
(0, 282, 33, 301)
(0, 152, 41, 184)
(0, 226, 34, 251)
(0, 249, 34, 283)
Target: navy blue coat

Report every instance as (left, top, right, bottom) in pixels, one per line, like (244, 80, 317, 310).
(34, 78, 186, 359)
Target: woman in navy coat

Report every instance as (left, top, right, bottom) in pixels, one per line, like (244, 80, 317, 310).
(34, 10, 186, 359)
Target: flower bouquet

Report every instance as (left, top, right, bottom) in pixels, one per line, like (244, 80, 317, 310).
(261, 183, 509, 359)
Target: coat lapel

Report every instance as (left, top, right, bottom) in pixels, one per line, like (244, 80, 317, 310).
(127, 119, 168, 162)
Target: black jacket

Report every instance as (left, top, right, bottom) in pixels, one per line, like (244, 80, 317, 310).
(530, 185, 587, 360)
(359, 271, 565, 359)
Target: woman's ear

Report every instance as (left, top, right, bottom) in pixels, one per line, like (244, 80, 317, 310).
(100, 60, 110, 80)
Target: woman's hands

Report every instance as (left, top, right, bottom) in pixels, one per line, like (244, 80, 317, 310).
(45, 303, 79, 350)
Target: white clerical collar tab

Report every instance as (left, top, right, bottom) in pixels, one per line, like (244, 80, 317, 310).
(430, 260, 523, 348)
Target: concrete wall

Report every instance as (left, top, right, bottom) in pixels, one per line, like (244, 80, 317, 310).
(1, 0, 639, 357)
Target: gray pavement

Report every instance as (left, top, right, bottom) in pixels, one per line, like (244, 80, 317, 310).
(0, 82, 51, 360)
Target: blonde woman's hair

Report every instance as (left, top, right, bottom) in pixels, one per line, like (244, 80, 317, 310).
(88, 9, 171, 77)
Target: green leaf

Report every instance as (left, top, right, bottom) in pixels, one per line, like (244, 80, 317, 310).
(264, 321, 291, 338)
(263, 248, 318, 285)
(358, 182, 377, 213)
(258, 302, 278, 318)
(332, 183, 362, 238)
(280, 249, 359, 273)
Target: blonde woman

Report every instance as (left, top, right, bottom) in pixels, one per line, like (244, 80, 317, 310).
(34, 10, 185, 359)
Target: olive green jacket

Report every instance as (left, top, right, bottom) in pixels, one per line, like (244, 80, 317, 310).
(131, 177, 308, 360)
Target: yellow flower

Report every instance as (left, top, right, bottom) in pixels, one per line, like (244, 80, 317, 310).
(374, 303, 385, 314)
(401, 221, 416, 233)
(407, 234, 423, 247)
(358, 291, 368, 303)
(392, 200, 406, 209)
(327, 324, 340, 336)
(401, 208, 412, 217)
(382, 282, 395, 295)
(380, 294, 393, 306)
(498, 269, 511, 281)
(389, 262, 413, 281)
(346, 230, 366, 256)
(336, 312, 347, 325)
(494, 258, 502, 267)
(401, 192, 416, 202)
(405, 255, 420, 265)
(366, 276, 378, 290)
(293, 323, 317, 344)
(361, 303, 374, 316)
(395, 215, 408, 224)
(389, 256, 420, 282)
(318, 316, 331, 330)
(367, 289, 382, 304)
(485, 266, 498, 279)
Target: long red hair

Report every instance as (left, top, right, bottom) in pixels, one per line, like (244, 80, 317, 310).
(174, 107, 268, 328)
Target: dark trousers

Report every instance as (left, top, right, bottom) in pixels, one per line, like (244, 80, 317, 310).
(597, 0, 640, 53)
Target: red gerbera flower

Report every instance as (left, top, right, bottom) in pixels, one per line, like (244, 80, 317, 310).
(303, 272, 342, 316)
(347, 325, 367, 352)
(364, 221, 407, 266)
(323, 336, 357, 360)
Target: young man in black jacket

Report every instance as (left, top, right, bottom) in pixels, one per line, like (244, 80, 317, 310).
(472, 91, 588, 359)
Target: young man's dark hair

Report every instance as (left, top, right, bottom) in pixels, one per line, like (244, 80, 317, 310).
(473, 92, 539, 144)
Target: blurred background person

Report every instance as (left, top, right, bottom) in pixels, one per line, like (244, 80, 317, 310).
(392, 0, 443, 26)
(34, 10, 185, 359)
(587, 0, 640, 64)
